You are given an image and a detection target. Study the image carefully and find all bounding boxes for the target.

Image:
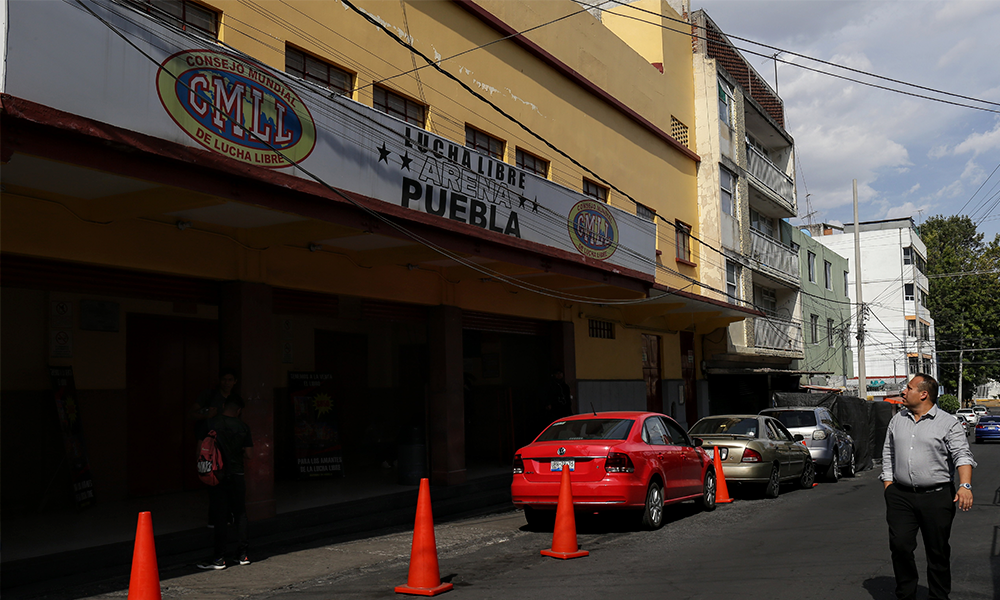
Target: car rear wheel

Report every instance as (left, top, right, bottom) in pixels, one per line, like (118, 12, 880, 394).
(825, 455, 840, 482)
(641, 481, 664, 530)
(764, 464, 781, 499)
(698, 469, 717, 512)
(798, 457, 815, 489)
(523, 506, 554, 531)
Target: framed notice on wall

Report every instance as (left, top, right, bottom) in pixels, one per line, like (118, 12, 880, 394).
(288, 372, 343, 478)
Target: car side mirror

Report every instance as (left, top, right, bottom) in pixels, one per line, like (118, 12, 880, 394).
(793, 434, 805, 442)
(692, 437, 704, 447)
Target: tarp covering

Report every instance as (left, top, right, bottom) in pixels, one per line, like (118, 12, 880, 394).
(769, 392, 899, 473)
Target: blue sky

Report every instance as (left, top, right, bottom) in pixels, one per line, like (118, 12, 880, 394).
(693, 0, 1000, 242)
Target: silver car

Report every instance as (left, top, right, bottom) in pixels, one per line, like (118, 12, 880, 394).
(760, 407, 855, 482)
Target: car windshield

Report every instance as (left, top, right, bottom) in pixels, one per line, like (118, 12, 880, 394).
(535, 419, 633, 441)
(958, 409, 973, 414)
(690, 417, 759, 437)
(763, 410, 817, 428)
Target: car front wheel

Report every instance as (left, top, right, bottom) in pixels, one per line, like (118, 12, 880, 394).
(641, 481, 664, 530)
(842, 449, 856, 478)
(698, 469, 717, 512)
(764, 464, 781, 499)
(825, 454, 840, 483)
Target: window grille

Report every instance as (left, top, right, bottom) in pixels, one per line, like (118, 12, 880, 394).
(466, 126, 504, 159)
(588, 319, 615, 339)
(670, 116, 689, 148)
(286, 47, 352, 95)
(374, 87, 425, 127)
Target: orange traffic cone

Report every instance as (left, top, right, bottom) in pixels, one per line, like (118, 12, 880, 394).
(713, 449, 734, 504)
(127, 511, 162, 600)
(395, 478, 453, 596)
(540, 465, 589, 559)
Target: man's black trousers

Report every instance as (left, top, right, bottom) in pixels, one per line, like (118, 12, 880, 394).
(884, 483, 956, 600)
(210, 474, 248, 560)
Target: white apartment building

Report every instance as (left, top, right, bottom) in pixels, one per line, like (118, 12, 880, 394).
(813, 218, 936, 397)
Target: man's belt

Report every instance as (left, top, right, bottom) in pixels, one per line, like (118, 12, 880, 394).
(893, 481, 950, 493)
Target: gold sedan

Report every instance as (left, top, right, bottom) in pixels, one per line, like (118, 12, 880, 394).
(688, 414, 815, 498)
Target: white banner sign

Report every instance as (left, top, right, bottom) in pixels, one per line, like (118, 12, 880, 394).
(4, 0, 656, 275)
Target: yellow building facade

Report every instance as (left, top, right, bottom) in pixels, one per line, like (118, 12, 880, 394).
(1, 0, 753, 544)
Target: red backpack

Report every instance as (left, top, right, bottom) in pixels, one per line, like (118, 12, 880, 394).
(197, 430, 224, 486)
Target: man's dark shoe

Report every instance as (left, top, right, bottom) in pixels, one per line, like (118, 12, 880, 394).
(197, 558, 226, 570)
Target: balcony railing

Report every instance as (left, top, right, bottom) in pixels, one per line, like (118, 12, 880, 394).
(753, 315, 803, 353)
(746, 144, 794, 210)
(749, 228, 799, 282)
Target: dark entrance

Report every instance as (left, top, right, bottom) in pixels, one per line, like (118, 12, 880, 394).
(126, 314, 218, 497)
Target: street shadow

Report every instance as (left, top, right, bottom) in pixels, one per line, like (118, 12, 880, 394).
(862, 576, 902, 599)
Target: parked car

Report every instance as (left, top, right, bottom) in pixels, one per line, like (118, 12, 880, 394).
(974, 416, 1000, 444)
(973, 405, 989, 417)
(511, 411, 716, 530)
(687, 414, 815, 498)
(760, 406, 856, 481)
(956, 408, 978, 426)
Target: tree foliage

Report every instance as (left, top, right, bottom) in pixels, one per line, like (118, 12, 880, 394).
(938, 394, 959, 414)
(921, 215, 1000, 401)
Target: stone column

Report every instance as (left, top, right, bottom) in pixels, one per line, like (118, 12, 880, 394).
(220, 281, 275, 520)
(427, 305, 465, 485)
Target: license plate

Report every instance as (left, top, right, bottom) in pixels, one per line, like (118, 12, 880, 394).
(550, 460, 575, 472)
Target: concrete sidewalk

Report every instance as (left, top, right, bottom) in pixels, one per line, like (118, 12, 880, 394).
(2, 474, 512, 599)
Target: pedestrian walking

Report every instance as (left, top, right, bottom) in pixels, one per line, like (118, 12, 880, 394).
(881, 373, 975, 600)
(197, 397, 253, 570)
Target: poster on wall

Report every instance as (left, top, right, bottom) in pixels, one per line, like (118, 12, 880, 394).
(288, 372, 343, 478)
(49, 366, 95, 508)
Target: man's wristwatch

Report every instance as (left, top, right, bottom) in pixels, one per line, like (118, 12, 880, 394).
(959, 483, 972, 491)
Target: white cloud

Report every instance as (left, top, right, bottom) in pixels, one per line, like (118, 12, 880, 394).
(952, 118, 1000, 157)
(906, 183, 921, 195)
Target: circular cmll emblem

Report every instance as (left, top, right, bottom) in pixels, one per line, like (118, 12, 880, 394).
(568, 199, 619, 260)
(156, 50, 316, 168)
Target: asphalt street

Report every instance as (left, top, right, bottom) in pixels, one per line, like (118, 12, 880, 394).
(46, 440, 1000, 600)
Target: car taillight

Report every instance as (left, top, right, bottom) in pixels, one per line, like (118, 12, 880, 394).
(512, 454, 524, 474)
(605, 451, 635, 473)
(741, 448, 762, 463)
(812, 430, 827, 440)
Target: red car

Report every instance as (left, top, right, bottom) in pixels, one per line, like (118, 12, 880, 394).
(511, 411, 717, 530)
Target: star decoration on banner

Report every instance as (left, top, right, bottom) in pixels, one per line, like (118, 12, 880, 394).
(400, 152, 413, 171)
(532, 198, 539, 212)
(377, 142, 391, 164)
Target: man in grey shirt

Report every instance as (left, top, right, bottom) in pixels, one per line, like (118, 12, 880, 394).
(881, 373, 975, 600)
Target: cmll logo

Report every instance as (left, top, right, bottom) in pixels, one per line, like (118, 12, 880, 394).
(156, 50, 316, 168)
(567, 199, 618, 261)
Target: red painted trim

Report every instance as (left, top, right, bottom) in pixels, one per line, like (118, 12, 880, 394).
(452, 0, 700, 163)
(1, 94, 654, 293)
(675, 257, 697, 268)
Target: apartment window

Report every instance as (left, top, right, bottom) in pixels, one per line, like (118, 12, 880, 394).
(907, 320, 917, 337)
(635, 203, 655, 221)
(824, 261, 832, 290)
(718, 80, 734, 127)
(807, 251, 816, 283)
(904, 284, 914, 301)
(755, 286, 776, 316)
(908, 356, 919, 374)
(373, 86, 425, 127)
(750, 208, 774, 238)
(515, 148, 548, 178)
(919, 288, 928, 308)
(588, 319, 615, 339)
(134, 0, 218, 37)
(827, 318, 835, 347)
(920, 322, 930, 340)
(844, 271, 850, 297)
(583, 179, 609, 202)
(903, 246, 913, 265)
(465, 126, 504, 159)
(675, 221, 692, 264)
(285, 47, 352, 95)
(903, 246, 926, 273)
(720, 167, 735, 216)
(811, 314, 820, 345)
(726, 260, 741, 301)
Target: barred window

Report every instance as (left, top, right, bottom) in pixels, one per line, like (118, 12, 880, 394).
(285, 47, 352, 95)
(515, 148, 548, 177)
(827, 318, 835, 347)
(133, 0, 218, 37)
(675, 220, 692, 263)
(465, 126, 504, 159)
(374, 86, 425, 127)
(588, 319, 615, 339)
(583, 179, 609, 202)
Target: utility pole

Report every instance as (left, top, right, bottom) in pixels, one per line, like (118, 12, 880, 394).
(853, 179, 867, 399)
(957, 314, 964, 405)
